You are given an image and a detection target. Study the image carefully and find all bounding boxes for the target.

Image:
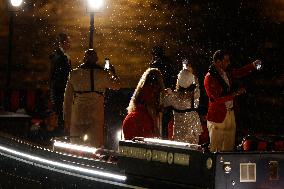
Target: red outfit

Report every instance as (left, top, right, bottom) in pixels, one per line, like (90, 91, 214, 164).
(123, 80, 162, 140)
(122, 104, 157, 140)
(167, 118, 174, 140)
(204, 63, 255, 123)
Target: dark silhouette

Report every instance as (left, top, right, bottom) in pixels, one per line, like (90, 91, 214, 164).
(149, 45, 176, 89)
(49, 33, 72, 135)
(150, 45, 176, 139)
(149, 45, 177, 139)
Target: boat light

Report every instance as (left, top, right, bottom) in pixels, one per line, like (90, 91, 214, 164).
(0, 145, 126, 181)
(53, 140, 97, 154)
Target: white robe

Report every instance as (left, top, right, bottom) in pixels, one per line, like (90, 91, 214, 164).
(63, 67, 120, 147)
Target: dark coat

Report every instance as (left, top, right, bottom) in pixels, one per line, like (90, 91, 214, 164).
(49, 48, 71, 109)
(150, 56, 176, 89)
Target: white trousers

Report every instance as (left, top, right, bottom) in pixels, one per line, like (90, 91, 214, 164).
(207, 110, 236, 152)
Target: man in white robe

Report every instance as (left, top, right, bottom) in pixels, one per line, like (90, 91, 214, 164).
(63, 49, 120, 147)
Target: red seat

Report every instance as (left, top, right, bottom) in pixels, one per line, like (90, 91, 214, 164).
(257, 141, 267, 151)
(10, 90, 20, 112)
(242, 135, 284, 151)
(242, 139, 252, 151)
(274, 141, 284, 151)
(26, 90, 36, 112)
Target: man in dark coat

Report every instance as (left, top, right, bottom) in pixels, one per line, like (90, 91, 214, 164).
(49, 33, 72, 135)
(150, 45, 176, 89)
(149, 45, 177, 139)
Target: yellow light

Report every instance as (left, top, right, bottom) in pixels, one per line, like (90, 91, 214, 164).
(53, 140, 97, 154)
(83, 134, 88, 141)
(10, 0, 23, 7)
(116, 130, 122, 141)
(87, 0, 104, 11)
(144, 138, 190, 147)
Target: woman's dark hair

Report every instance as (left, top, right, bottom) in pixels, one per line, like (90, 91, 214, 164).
(213, 50, 229, 63)
(145, 71, 160, 86)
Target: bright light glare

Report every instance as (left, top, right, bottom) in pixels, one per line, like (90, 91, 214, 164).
(144, 138, 199, 147)
(10, 0, 23, 7)
(87, 0, 104, 10)
(54, 140, 98, 154)
(0, 145, 126, 181)
(116, 130, 122, 141)
(83, 134, 88, 141)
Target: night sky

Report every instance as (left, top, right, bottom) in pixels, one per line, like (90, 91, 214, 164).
(0, 0, 283, 88)
(1, 0, 206, 88)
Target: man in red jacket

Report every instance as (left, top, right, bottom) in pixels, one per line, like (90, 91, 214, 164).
(204, 50, 261, 152)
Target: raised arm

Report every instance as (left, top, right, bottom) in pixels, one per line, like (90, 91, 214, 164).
(231, 60, 259, 79)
